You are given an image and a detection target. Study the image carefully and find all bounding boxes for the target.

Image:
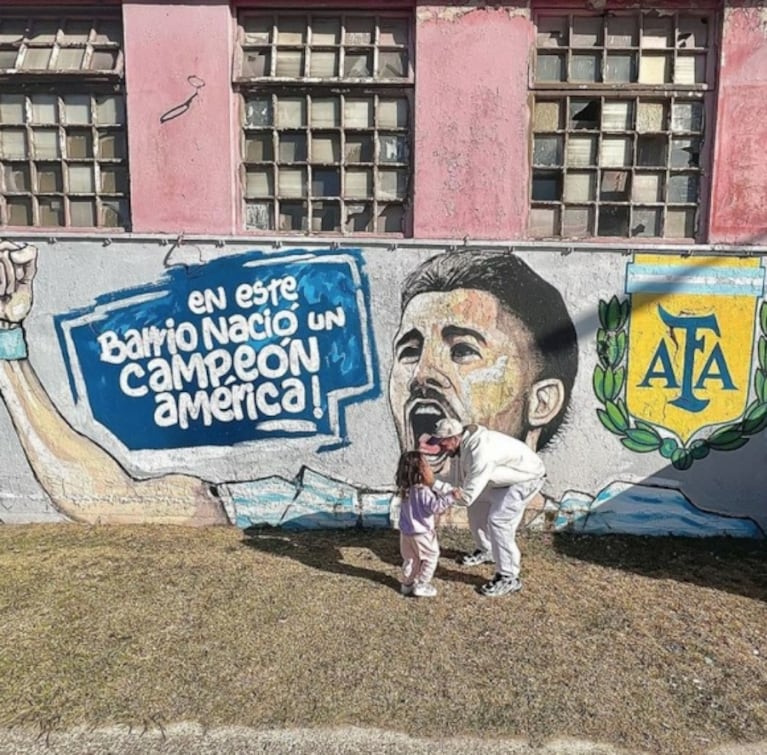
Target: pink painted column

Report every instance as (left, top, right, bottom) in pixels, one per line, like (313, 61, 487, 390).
(123, 2, 236, 234)
(709, 6, 767, 244)
(413, 6, 532, 240)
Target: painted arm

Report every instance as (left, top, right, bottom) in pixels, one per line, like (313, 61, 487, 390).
(0, 242, 228, 526)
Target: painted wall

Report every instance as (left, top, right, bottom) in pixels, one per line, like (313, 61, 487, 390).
(1, 2, 767, 537)
(0, 239, 765, 538)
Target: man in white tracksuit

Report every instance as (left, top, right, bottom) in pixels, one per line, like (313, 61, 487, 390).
(428, 417, 546, 597)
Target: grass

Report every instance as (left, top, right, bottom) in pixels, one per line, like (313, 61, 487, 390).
(0, 523, 765, 753)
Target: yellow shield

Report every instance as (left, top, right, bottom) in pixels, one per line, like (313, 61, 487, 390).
(625, 254, 764, 443)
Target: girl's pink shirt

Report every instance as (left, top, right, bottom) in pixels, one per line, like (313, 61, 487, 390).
(398, 484, 454, 536)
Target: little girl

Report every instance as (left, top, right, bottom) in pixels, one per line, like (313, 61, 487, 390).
(395, 450, 455, 598)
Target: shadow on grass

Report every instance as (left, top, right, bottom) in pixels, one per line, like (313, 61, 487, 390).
(551, 532, 767, 602)
(239, 526, 486, 592)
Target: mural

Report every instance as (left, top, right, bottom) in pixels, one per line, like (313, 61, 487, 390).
(0, 239, 764, 537)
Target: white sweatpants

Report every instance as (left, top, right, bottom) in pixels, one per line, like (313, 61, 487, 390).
(467, 478, 544, 578)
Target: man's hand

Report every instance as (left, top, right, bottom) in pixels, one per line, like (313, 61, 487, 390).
(0, 242, 37, 326)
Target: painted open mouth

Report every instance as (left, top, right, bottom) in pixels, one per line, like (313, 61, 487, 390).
(408, 399, 449, 464)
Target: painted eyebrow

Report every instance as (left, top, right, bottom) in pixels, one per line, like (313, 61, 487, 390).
(442, 325, 487, 346)
(394, 328, 423, 351)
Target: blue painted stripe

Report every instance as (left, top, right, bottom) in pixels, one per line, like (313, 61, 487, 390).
(626, 263, 765, 296)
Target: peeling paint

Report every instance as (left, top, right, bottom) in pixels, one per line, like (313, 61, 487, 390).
(416, 5, 529, 24)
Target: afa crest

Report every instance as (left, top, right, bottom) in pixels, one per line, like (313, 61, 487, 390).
(594, 254, 767, 470)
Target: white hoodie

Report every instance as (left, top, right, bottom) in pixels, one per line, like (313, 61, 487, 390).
(452, 424, 546, 506)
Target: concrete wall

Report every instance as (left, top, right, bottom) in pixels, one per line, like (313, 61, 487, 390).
(1, 1, 766, 536)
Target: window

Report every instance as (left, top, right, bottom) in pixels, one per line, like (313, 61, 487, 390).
(0, 12, 129, 229)
(235, 11, 413, 234)
(530, 10, 715, 240)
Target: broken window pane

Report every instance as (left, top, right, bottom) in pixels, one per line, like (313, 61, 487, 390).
(245, 133, 273, 162)
(600, 170, 631, 201)
(631, 207, 662, 236)
(677, 15, 708, 48)
(537, 17, 567, 48)
(598, 205, 629, 235)
(311, 201, 341, 231)
(377, 204, 403, 233)
(312, 18, 340, 45)
(242, 50, 271, 77)
(606, 16, 637, 47)
(279, 202, 307, 231)
(379, 134, 408, 163)
(378, 51, 407, 79)
(670, 137, 700, 167)
(380, 19, 408, 46)
(66, 130, 91, 159)
(345, 202, 373, 232)
(245, 98, 273, 127)
(344, 51, 372, 77)
(345, 17, 374, 45)
(277, 18, 305, 45)
(100, 166, 128, 193)
(345, 134, 373, 162)
(569, 99, 600, 130)
(642, 16, 673, 48)
(243, 16, 272, 45)
(4, 163, 30, 192)
(572, 16, 602, 46)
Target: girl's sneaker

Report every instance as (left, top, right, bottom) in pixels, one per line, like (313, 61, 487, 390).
(412, 582, 437, 598)
(480, 573, 522, 597)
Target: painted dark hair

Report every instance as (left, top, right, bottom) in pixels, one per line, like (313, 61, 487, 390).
(395, 450, 428, 496)
(400, 249, 578, 448)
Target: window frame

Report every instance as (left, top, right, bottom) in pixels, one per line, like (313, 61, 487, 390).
(233, 8, 415, 237)
(528, 6, 720, 243)
(0, 8, 130, 231)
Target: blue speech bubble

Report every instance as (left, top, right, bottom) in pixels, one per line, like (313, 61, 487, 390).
(55, 248, 379, 450)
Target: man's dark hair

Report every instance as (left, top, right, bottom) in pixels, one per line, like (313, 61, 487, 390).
(400, 249, 578, 449)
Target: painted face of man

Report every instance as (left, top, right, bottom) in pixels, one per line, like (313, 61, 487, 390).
(388, 288, 544, 460)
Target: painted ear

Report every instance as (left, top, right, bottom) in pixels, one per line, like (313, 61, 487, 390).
(526, 378, 565, 427)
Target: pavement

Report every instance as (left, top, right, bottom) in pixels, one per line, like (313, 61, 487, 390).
(0, 725, 765, 755)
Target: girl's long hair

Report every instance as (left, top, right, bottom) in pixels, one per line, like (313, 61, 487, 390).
(395, 451, 427, 497)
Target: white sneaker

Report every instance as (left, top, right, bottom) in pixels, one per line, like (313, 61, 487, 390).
(412, 582, 437, 598)
(400, 583, 414, 596)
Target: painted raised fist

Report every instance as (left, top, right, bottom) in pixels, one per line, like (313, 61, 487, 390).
(0, 242, 37, 327)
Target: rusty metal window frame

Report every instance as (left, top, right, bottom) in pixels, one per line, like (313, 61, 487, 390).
(0, 10, 129, 230)
(234, 10, 414, 236)
(529, 9, 718, 241)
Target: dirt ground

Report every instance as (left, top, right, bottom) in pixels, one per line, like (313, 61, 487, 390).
(0, 524, 765, 754)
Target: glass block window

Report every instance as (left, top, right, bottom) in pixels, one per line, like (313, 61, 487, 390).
(530, 11, 715, 240)
(0, 13, 129, 229)
(236, 12, 413, 234)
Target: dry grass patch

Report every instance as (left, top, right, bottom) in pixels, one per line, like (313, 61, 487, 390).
(0, 524, 765, 753)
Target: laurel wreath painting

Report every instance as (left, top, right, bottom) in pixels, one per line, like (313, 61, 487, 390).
(594, 296, 767, 470)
